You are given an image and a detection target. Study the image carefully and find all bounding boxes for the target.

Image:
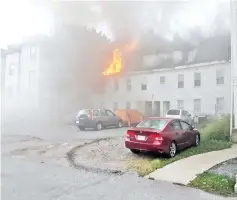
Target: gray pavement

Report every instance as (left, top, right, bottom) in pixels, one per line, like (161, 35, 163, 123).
(2, 156, 231, 200)
(2, 122, 236, 200)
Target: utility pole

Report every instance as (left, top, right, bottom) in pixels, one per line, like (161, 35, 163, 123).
(230, 0, 237, 142)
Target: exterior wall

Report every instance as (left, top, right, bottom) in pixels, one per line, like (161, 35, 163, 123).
(3, 45, 40, 117)
(99, 62, 231, 117)
(231, 0, 237, 129)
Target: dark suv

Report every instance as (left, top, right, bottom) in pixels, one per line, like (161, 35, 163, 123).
(75, 109, 123, 131)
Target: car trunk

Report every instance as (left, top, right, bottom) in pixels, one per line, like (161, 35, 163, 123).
(127, 128, 162, 144)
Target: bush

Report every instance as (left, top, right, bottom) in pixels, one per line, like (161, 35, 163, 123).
(201, 115, 230, 141)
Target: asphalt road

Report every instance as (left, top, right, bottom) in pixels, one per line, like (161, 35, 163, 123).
(2, 121, 127, 141)
(2, 156, 229, 200)
(2, 122, 235, 200)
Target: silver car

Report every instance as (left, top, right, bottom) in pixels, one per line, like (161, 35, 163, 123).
(166, 109, 193, 124)
(75, 108, 123, 131)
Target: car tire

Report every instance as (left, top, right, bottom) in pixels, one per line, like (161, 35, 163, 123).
(130, 149, 140, 154)
(117, 121, 123, 128)
(96, 122, 103, 131)
(194, 134, 200, 147)
(78, 126, 85, 131)
(168, 142, 177, 158)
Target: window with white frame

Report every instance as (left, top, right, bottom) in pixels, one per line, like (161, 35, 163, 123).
(178, 74, 184, 88)
(216, 97, 224, 114)
(126, 79, 131, 91)
(29, 71, 36, 87)
(194, 99, 201, 113)
(141, 77, 147, 90)
(9, 64, 15, 75)
(160, 76, 165, 84)
(194, 72, 201, 87)
(114, 80, 119, 91)
(126, 102, 131, 109)
(216, 69, 224, 85)
(30, 46, 36, 61)
(177, 100, 184, 110)
(113, 102, 118, 111)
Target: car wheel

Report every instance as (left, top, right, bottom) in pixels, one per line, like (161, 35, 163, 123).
(78, 126, 85, 131)
(194, 134, 200, 147)
(130, 149, 140, 154)
(117, 121, 123, 128)
(168, 142, 177, 158)
(96, 122, 102, 131)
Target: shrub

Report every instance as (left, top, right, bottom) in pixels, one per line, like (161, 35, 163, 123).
(201, 115, 230, 141)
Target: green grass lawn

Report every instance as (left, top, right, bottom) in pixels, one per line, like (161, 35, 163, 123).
(126, 140, 232, 176)
(189, 172, 236, 196)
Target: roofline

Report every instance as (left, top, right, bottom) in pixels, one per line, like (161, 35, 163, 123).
(123, 60, 230, 76)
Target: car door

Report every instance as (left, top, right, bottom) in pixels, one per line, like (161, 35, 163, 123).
(180, 120, 192, 147)
(99, 109, 109, 126)
(170, 120, 186, 149)
(105, 109, 118, 126)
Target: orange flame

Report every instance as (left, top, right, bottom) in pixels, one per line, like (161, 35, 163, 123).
(102, 40, 137, 76)
(102, 49, 122, 76)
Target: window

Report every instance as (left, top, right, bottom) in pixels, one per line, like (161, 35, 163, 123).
(126, 102, 131, 109)
(30, 47, 36, 61)
(178, 74, 184, 88)
(216, 69, 224, 85)
(194, 99, 201, 113)
(170, 120, 182, 131)
(194, 72, 201, 87)
(113, 102, 118, 111)
(180, 121, 191, 130)
(177, 100, 184, 110)
(141, 84, 147, 90)
(100, 109, 107, 116)
(114, 80, 119, 91)
(29, 71, 36, 87)
(167, 109, 180, 115)
(127, 79, 131, 91)
(106, 110, 115, 116)
(9, 64, 15, 75)
(93, 110, 100, 116)
(160, 76, 165, 84)
(216, 97, 224, 114)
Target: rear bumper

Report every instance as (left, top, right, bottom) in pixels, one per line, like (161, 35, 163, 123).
(125, 140, 169, 154)
(75, 120, 97, 128)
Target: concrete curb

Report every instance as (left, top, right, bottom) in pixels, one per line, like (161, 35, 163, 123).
(235, 174, 237, 194)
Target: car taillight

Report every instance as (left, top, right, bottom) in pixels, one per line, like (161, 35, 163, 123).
(126, 130, 135, 137)
(89, 110, 93, 120)
(149, 133, 163, 145)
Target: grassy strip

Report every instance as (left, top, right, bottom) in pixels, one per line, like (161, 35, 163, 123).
(189, 172, 236, 196)
(126, 140, 232, 176)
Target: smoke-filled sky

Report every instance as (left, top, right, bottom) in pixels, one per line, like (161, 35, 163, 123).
(0, 0, 230, 48)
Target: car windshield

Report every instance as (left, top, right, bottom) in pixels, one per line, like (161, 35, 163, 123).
(136, 119, 168, 130)
(167, 109, 180, 115)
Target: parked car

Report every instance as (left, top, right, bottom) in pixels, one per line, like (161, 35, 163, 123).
(75, 108, 123, 131)
(166, 109, 193, 124)
(125, 117, 200, 158)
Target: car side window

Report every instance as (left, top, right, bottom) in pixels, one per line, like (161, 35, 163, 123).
(93, 110, 100, 116)
(100, 109, 108, 116)
(170, 120, 182, 131)
(180, 121, 191, 131)
(106, 110, 115, 116)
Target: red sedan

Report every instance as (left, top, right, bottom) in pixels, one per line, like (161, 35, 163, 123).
(125, 117, 200, 158)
